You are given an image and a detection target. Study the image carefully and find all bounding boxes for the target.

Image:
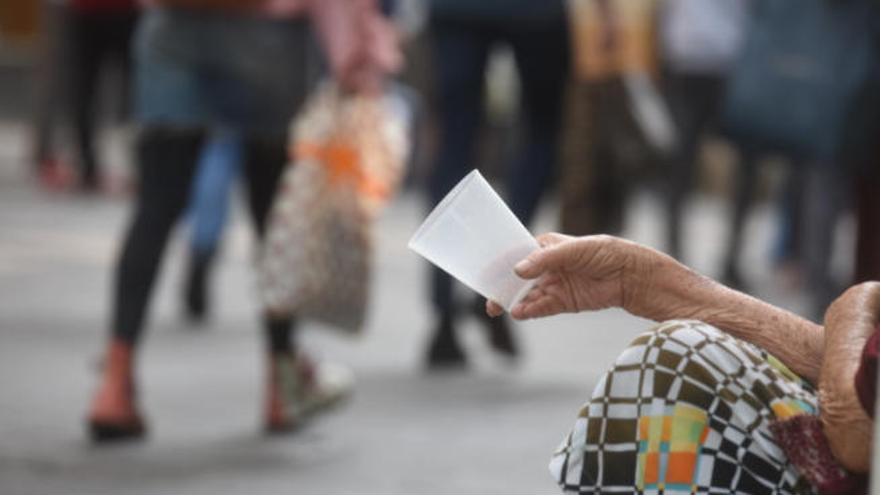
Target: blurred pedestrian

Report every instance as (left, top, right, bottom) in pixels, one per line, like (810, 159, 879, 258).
(660, 0, 756, 289)
(422, 0, 570, 368)
(560, 0, 654, 237)
(86, 0, 399, 442)
(30, 0, 75, 190)
(718, 0, 879, 317)
(67, 0, 139, 192)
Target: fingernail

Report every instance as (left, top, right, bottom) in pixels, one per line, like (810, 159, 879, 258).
(515, 259, 533, 274)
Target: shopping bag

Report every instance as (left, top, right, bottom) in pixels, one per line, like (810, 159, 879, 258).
(720, 0, 879, 161)
(259, 83, 410, 332)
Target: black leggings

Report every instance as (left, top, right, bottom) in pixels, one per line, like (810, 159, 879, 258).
(112, 128, 290, 344)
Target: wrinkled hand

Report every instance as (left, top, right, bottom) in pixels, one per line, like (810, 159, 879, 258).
(819, 282, 880, 473)
(486, 234, 657, 320)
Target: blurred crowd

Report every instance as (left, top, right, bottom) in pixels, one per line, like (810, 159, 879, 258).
(1, 0, 879, 445)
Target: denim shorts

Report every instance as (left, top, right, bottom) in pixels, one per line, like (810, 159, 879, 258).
(133, 9, 309, 134)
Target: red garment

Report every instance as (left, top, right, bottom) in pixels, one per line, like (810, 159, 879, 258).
(854, 326, 880, 418)
(70, 0, 138, 13)
(768, 325, 879, 495)
(770, 415, 867, 495)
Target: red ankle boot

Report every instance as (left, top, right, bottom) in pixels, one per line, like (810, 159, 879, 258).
(87, 340, 146, 442)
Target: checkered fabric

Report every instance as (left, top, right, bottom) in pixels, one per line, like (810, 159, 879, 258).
(550, 320, 818, 494)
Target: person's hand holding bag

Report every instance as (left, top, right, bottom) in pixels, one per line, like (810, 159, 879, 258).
(309, 0, 402, 95)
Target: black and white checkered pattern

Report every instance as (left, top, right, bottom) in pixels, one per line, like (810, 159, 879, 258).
(550, 320, 818, 494)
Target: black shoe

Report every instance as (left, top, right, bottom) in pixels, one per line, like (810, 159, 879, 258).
(184, 249, 214, 323)
(425, 317, 466, 370)
(473, 299, 519, 360)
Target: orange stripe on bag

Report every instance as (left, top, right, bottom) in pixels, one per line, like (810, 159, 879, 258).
(293, 141, 390, 202)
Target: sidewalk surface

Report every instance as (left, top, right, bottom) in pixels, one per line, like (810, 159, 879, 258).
(0, 122, 824, 495)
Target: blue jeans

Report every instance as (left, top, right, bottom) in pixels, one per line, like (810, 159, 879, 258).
(188, 131, 242, 255)
(133, 8, 308, 133)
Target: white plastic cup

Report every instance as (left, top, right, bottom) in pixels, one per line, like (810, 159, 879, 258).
(408, 169, 539, 311)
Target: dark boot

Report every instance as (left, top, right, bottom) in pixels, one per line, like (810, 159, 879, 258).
(184, 248, 215, 323)
(425, 314, 466, 370)
(472, 297, 519, 361)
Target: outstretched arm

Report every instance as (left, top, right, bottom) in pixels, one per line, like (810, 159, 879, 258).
(488, 234, 824, 383)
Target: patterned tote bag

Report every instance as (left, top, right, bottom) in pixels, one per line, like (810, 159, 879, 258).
(259, 83, 410, 332)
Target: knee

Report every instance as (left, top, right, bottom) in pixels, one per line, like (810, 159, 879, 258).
(615, 320, 720, 366)
(587, 320, 726, 406)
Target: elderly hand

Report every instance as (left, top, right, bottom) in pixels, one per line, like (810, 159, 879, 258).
(486, 234, 668, 320)
(486, 234, 826, 383)
(819, 282, 880, 473)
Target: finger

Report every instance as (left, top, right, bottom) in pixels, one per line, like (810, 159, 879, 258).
(486, 300, 504, 318)
(515, 240, 575, 279)
(536, 232, 572, 248)
(517, 287, 545, 307)
(511, 295, 559, 320)
(536, 274, 561, 290)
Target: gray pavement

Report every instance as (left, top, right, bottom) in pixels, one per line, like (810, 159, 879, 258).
(0, 121, 839, 494)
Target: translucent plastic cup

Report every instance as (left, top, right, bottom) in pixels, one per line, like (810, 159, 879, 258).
(408, 170, 539, 311)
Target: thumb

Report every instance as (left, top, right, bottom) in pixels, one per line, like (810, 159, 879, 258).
(514, 242, 573, 279)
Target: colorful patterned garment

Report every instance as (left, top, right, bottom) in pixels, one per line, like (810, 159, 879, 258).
(550, 320, 819, 494)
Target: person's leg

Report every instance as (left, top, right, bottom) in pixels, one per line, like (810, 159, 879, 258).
(802, 163, 850, 320)
(183, 131, 242, 322)
(551, 320, 818, 493)
(89, 128, 204, 441)
(558, 81, 596, 235)
(425, 17, 491, 367)
(587, 79, 629, 235)
(464, 19, 568, 361)
(241, 134, 352, 430)
(664, 75, 721, 261)
(242, 136, 298, 429)
(241, 134, 293, 346)
(112, 129, 205, 343)
(720, 148, 759, 291)
(32, 0, 74, 189)
(772, 160, 807, 266)
(855, 165, 880, 283)
(505, 19, 569, 226)
(109, 11, 139, 123)
(68, 11, 105, 191)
